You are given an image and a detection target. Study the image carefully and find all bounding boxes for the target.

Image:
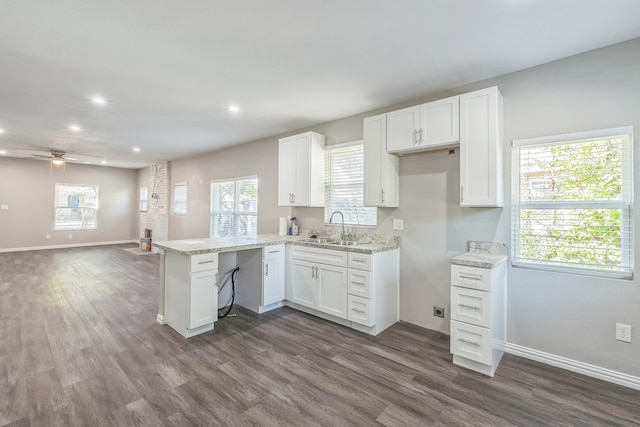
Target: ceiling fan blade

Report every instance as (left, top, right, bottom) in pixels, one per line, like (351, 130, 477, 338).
(66, 157, 78, 161)
(31, 154, 53, 158)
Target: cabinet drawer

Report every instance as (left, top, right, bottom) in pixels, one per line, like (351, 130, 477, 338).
(451, 287, 491, 328)
(450, 320, 492, 365)
(263, 244, 285, 261)
(347, 295, 373, 327)
(191, 253, 218, 273)
(291, 245, 348, 267)
(451, 264, 493, 291)
(347, 269, 371, 298)
(348, 252, 371, 271)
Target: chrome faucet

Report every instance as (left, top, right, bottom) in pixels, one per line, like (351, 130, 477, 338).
(329, 210, 349, 242)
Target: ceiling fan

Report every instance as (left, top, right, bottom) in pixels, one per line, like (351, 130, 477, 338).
(31, 150, 77, 165)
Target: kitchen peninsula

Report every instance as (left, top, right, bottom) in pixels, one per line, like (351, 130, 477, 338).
(153, 234, 400, 338)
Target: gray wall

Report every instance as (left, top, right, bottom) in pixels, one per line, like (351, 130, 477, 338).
(162, 38, 640, 377)
(0, 158, 138, 250)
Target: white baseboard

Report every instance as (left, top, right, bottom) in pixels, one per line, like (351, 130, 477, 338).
(504, 342, 640, 391)
(0, 240, 139, 253)
(156, 314, 167, 325)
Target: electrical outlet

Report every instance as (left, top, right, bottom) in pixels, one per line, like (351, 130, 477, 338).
(68, 234, 73, 239)
(45, 234, 51, 240)
(433, 306, 445, 318)
(393, 219, 404, 230)
(616, 323, 632, 343)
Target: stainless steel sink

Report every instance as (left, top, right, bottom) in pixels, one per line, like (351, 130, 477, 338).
(303, 238, 335, 244)
(327, 240, 358, 246)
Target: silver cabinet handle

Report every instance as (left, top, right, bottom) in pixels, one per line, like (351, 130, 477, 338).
(458, 304, 480, 311)
(265, 263, 269, 277)
(381, 189, 385, 204)
(350, 281, 366, 286)
(458, 338, 480, 347)
(352, 309, 366, 314)
(460, 185, 464, 203)
(459, 274, 482, 281)
(352, 258, 366, 263)
(268, 250, 280, 254)
(311, 265, 316, 278)
(419, 128, 424, 143)
(414, 129, 418, 144)
(198, 260, 214, 264)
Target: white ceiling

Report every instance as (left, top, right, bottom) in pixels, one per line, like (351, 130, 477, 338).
(1, 0, 640, 169)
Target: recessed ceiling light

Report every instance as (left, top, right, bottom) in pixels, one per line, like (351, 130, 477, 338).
(101, 160, 107, 165)
(91, 96, 107, 105)
(133, 147, 141, 153)
(229, 105, 240, 113)
(68, 125, 82, 132)
(0, 129, 5, 134)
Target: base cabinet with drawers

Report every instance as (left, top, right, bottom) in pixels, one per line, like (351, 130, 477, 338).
(287, 245, 399, 336)
(449, 262, 506, 376)
(165, 252, 219, 338)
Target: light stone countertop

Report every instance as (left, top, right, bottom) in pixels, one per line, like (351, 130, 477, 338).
(153, 234, 399, 256)
(450, 240, 508, 269)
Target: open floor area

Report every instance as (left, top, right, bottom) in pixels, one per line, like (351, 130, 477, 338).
(1, 245, 639, 426)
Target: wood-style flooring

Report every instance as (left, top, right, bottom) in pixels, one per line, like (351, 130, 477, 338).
(1, 244, 639, 426)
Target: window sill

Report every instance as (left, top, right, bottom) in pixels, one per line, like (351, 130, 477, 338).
(511, 261, 633, 280)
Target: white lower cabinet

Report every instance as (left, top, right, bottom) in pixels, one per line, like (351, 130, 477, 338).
(289, 246, 348, 319)
(287, 246, 399, 336)
(450, 261, 506, 376)
(262, 245, 285, 306)
(165, 251, 219, 338)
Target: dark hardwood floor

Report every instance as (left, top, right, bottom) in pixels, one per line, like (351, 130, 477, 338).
(1, 244, 639, 426)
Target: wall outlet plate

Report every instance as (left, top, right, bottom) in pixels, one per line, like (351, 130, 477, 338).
(433, 306, 445, 318)
(393, 219, 404, 230)
(616, 323, 632, 343)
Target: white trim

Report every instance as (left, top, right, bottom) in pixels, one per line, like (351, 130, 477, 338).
(512, 126, 633, 147)
(0, 240, 139, 253)
(156, 314, 167, 325)
(504, 342, 640, 391)
(325, 139, 363, 150)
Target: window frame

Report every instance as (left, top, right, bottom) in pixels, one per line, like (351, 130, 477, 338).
(210, 175, 258, 238)
(54, 183, 99, 231)
(324, 140, 377, 228)
(173, 182, 188, 215)
(139, 186, 149, 212)
(511, 126, 634, 279)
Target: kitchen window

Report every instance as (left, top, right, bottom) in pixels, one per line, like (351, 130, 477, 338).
(54, 183, 99, 230)
(512, 127, 633, 278)
(324, 141, 376, 227)
(140, 187, 149, 212)
(211, 176, 258, 237)
(173, 183, 187, 215)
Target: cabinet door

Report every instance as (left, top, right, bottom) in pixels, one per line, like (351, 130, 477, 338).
(292, 133, 311, 206)
(364, 114, 399, 207)
(317, 263, 348, 319)
(460, 86, 503, 207)
(189, 270, 217, 329)
(386, 106, 419, 153)
(263, 258, 285, 306)
(278, 137, 296, 206)
(421, 96, 460, 147)
(291, 260, 317, 309)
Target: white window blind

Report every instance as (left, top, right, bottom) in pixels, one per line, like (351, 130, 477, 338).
(512, 127, 633, 278)
(211, 176, 258, 237)
(54, 184, 99, 230)
(173, 183, 187, 215)
(324, 142, 376, 227)
(140, 187, 149, 212)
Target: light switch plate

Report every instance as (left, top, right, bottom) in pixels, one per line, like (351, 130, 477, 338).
(0, 204, 8, 210)
(392, 219, 404, 230)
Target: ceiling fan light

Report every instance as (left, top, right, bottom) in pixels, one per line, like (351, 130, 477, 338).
(52, 158, 65, 165)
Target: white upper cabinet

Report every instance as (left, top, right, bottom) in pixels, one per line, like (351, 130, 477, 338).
(387, 96, 459, 154)
(278, 131, 325, 206)
(363, 114, 399, 207)
(459, 86, 504, 207)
